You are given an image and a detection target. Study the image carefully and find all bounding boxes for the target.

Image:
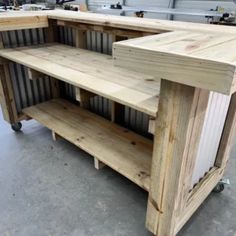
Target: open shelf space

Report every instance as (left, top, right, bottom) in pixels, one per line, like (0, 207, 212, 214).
(23, 99, 153, 191)
(0, 43, 160, 117)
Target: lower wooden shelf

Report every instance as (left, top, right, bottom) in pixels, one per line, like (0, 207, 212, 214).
(23, 99, 153, 191)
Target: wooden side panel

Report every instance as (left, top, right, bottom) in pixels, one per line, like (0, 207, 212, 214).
(175, 89, 210, 217)
(175, 92, 236, 234)
(146, 80, 198, 236)
(191, 92, 231, 186)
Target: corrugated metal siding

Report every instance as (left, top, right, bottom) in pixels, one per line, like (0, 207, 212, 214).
(191, 92, 231, 187)
(1, 29, 54, 114)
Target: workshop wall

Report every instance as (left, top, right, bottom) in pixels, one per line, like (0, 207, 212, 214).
(88, 0, 236, 23)
(125, 0, 173, 19)
(174, 0, 236, 22)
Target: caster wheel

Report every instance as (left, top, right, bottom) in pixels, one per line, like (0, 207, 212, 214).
(213, 183, 225, 193)
(11, 122, 22, 132)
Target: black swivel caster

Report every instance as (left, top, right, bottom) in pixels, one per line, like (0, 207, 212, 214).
(213, 182, 225, 193)
(213, 179, 230, 193)
(11, 122, 22, 132)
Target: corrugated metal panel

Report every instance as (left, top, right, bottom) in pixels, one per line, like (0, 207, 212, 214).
(191, 92, 231, 187)
(1, 29, 54, 114)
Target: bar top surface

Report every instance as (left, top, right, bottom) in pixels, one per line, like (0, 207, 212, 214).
(1, 10, 236, 94)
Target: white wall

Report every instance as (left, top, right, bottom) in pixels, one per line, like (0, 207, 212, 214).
(89, 0, 236, 22)
(125, 0, 173, 19)
(174, 0, 236, 22)
(88, 0, 118, 11)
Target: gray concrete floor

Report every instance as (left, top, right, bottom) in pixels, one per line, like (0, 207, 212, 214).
(0, 110, 235, 236)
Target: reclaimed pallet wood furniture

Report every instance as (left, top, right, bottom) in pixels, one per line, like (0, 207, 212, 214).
(0, 10, 236, 236)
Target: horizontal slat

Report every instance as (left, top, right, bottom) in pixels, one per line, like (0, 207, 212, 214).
(23, 98, 152, 190)
(0, 43, 159, 116)
(0, 12, 48, 31)
(47, 10, 236, 34)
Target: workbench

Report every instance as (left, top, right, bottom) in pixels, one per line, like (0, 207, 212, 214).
(0, 10, 236, 236)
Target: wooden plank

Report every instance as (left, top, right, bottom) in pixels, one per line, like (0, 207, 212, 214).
(94, 157, 106, 170)
(215, 92, 236, 168)
(113, 32, 236, 95)
(75, 29, 87, 49)
(57, 20, 153, 38)
(0, 12, 48, 31)
(2, 11, 236, 35)
(48, 11, 236, 35)
(0, 44, 159, 117)
(146, 80, 197, 236)
(148, 117, 155, 135)
(23, 98, 153, 191)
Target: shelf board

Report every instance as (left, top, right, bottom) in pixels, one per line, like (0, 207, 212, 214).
(23, 99, 153, 191)
(0, 43, 159, 117)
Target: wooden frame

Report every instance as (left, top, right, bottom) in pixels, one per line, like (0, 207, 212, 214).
(0, 12, 235, 236)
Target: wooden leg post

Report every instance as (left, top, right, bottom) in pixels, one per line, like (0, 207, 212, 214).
(146, 80, 200, 236)
(75, 87, 95, 109)
(0, 60, 18, 124)
(94, 157, 106, 170)
(45, 19, 58, 43)
(52, 131, 62, 141)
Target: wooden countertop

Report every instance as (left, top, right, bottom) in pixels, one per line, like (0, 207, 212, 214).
(1, 10, 236, 94)
(113, 31, 236, 95)
(1, 10, 236, 34)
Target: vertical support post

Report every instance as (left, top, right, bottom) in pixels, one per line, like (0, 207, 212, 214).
(50, 77, 60, 99)
(111, 102, 125, 124)
(94, 157, 106, 170)
(75, 87, 95, 109)
(45, 19, 58, 43)
(110, 35, 126, 124)
(215, 92, 236, 168)
(52, 131, 62, 141)
(75, 29, 87, 49)
(0, 58, 18, 124)
(146, 80, 198, 236)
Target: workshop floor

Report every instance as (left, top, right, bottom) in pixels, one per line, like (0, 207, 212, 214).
(0, 110, 235, 236)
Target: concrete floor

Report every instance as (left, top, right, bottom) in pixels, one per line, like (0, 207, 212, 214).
(0, 110, 235, 236)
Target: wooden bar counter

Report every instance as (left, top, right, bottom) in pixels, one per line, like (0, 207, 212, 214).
(0, 10, 236, 236)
